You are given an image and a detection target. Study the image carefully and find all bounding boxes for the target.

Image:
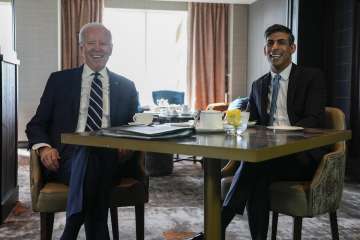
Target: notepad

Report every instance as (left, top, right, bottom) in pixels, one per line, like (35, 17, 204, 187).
(99, 124, 194, 140)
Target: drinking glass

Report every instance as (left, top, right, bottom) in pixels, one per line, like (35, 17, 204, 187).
(225, 110, 250, 136)
(235, 112, 250, 135)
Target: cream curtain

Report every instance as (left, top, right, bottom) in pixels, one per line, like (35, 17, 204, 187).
(61, 0, 104, 70)
(188, 3, 229, 110)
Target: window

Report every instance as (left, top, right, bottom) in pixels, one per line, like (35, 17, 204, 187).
(103, 8, 188, 106)
(0, 1, 14, 54)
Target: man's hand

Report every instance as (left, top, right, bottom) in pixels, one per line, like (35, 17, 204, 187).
(39, 146, 60, 171)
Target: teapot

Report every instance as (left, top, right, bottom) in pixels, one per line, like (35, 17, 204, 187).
(196, 110, 223, 129)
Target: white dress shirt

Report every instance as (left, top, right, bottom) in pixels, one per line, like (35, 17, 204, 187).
(76, 64, 110, 132)
(32, 64, 110, 150)
(267, 63, 292, 126)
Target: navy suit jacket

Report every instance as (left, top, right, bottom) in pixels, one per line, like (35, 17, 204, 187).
(26, 65, 139, 161)
(248, 64, 326, 128)
(223, 65, 327, 213)
(247, 63, 327, 160)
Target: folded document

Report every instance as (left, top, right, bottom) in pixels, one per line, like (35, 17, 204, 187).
(99, 124, 194, 140)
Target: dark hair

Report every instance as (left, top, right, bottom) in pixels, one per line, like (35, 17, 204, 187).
(264, 24, 295, 45)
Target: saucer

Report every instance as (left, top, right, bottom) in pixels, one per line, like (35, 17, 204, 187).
(247, 121, 257, 127)
(128, 122, 149, 126)
(267, 126, 304, 131)
(195, 127, 224, 133)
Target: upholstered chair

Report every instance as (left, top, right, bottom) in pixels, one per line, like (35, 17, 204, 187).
(270, 107, 346, 240)
(30, 150, 148, 240)
(220, 107, 346, 240)
(206, 102, 229, 112)
(152, 90, 185, 105)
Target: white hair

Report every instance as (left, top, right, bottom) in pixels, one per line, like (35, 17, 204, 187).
(78, 22, 112, 45)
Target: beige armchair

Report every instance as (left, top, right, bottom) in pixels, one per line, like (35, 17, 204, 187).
(30, 150, 148, 240)
(270, 107, 346, 240)
(220, 107, 347, 240)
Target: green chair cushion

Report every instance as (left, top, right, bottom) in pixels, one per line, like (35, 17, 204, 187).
(37, 183, 68, 212)
(36, 177, 146, 212)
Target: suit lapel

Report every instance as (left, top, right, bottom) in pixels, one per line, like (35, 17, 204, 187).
(287, 64, 298, 116)
(108, 69, 120, 126)
(70, 66, 83, 131)
(261, 73, 271, 123)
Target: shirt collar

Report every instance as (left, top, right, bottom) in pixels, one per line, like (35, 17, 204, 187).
(83, 64, 108, 78)
(270, 62, 293, 81)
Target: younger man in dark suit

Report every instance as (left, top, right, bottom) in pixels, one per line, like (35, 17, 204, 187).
(189, 24, 326, 240)
(26, 23, 139, 239)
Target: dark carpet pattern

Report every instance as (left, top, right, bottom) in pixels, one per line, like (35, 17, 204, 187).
(0, 150, 360, 239)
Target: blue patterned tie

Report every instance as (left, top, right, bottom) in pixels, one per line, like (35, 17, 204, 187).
(85, 72, 103, 131)
(269, 74, 281, 125)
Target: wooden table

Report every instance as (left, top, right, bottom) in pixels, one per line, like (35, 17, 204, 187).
(62, 126, 351, 240)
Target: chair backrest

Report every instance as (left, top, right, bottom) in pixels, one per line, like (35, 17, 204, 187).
(310, 107, 346, 215)
(152, 90, 184, 105)
(325, 107, 345, 130)
(206, 102, 229, 112)
(324, 107, 346, 152)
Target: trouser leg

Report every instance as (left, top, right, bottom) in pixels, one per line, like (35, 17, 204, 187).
(222, 161, 254, 214)
(221, 207, 236, 239)
(83, 148, 118, 240)
(246, 173, 271, 240)
(60, 212, 85, 240)
(221, 161, 269, 239)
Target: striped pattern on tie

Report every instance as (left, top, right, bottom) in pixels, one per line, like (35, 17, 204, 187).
(269, 74, 281, 126)
(85, 72, 103, 131)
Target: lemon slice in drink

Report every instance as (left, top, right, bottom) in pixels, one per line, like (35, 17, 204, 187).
(226, 109, 241, 127)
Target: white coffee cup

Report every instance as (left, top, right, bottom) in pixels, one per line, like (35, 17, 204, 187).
(133, 113, 154, 125)
(181, 105, 190, 114)
(197, 110, 223, 129)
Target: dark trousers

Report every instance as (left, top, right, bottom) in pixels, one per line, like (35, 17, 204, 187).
(46, 147, 123, 240)
(221, 150, 324, 240)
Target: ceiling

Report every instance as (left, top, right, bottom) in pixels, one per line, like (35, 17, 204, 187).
(151, 0, 257, 4)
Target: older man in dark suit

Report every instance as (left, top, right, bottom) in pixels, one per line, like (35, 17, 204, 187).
(26, 23, 139, 240)
(189, 24, 327, 240)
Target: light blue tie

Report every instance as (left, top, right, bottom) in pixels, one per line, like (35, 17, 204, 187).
(269, 74, 281, 125)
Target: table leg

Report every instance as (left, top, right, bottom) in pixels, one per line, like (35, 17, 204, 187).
(203, 158, 221, 240)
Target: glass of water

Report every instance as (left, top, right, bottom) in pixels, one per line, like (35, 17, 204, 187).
(235, 112, 250, 135)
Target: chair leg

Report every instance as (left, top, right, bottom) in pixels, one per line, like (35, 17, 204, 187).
(110, 207, 119, 240)
(329, 211, 339, 240)
(293, 216, 302, 240)
(271, 212, 279, 240)
(40, 212, 54, 240)
(135, 204, 145, 240)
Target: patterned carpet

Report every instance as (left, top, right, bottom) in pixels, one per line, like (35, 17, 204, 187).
(0, 150, 360, 239)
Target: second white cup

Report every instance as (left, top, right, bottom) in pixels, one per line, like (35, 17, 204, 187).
(133, 113, 154, 125)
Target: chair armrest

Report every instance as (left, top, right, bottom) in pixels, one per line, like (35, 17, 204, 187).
(133, 151, 149, 199)
(309, 142, 346, 215)
(131, 151, 146, 180)
(221, 160, 239, 178)
(29, 150, 44, 211)
(124, 151, 149, 192)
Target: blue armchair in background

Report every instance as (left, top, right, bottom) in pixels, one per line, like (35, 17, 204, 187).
(152, 90, 185, 105)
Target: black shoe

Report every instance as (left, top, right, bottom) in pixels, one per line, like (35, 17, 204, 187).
(186, 232, 204, 240)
